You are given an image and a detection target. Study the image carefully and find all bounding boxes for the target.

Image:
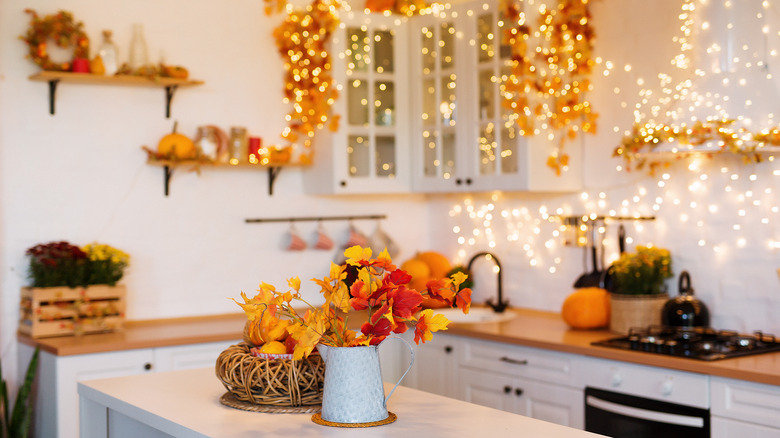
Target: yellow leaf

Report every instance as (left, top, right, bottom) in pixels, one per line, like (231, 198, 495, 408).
(425, 309, 450, 333)
(450, 271, 468, 287)
(344, 245, 371, 266)
(287, 277, 301, 292)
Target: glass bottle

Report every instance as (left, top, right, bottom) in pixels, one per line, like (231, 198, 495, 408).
(129, 23, 149, 71)
(98, 30, 119, 76)
(228, 127, 248, 165)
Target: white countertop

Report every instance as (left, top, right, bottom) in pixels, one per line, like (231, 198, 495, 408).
(78, 367, 605, 437)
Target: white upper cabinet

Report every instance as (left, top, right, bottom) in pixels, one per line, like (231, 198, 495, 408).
(304, 12, 412, 194)
(409, 1, 582, 193)
(306, 2, 583, 194)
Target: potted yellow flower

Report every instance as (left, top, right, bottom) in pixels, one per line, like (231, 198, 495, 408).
(229, 245, 472, 425)
(608, 245, 673, 333)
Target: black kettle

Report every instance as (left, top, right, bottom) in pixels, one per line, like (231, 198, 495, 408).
(661, 271, 710, 328)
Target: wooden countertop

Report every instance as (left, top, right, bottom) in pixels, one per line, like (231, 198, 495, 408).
(17, 313, 247, 356)
(445, 307, 780, 387)
(19, 308, 780, 386)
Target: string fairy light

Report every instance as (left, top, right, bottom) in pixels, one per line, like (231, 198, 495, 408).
(611, 0, 780, 174)
(500, 0, 598, 175)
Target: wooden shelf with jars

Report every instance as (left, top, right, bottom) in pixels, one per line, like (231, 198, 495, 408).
(29, 71, 204, 118)
(146, 159, 304, 197)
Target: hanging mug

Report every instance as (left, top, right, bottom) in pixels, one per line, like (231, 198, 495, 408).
(286, 223, 306, 251)
(313, 222, 334, 250)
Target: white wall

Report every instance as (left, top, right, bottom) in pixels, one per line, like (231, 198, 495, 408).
(427, 0, 780, 333)
(0, 0, 428, 385)
(2, 0, 779, 389)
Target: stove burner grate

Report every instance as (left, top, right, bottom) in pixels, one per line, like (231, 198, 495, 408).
(592, 326, 780, 361)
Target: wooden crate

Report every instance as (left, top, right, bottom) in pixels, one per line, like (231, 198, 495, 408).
(19, 285, 126, 338)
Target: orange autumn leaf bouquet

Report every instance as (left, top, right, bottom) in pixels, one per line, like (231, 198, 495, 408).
(234, 246, 472, 360)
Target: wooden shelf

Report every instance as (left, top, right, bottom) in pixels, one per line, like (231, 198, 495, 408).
(146, 159, 303, 196)
(29, 71, 204, 118)
(634, 145, 780, 160)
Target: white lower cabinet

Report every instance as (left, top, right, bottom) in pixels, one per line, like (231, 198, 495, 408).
(460, 367, 583, 428)
(402, 333, 461, 399)
(458, 338, 583, 429)
(710, 376, 780, 437)
(402, 334, 583, 429)
(20, 339, 239, 438)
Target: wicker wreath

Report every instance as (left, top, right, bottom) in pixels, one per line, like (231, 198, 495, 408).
(21, 9, 89, 71)
(215, 342, 324, 407)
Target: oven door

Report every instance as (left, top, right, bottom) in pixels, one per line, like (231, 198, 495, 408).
(585, 387, 710, 438)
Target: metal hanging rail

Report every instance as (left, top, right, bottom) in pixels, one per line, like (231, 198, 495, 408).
(245, 214, 387, 224)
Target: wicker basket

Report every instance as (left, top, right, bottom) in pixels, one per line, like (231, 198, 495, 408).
(609, 293, 669, 334)
(215, 342, 324, 407)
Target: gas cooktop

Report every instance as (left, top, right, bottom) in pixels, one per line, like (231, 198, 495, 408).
(592, 325, 780, 361)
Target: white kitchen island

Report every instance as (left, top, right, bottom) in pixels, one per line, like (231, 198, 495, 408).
(77, 367, 605, 438)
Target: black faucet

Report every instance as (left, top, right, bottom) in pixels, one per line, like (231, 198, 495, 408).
(467, 252, 510, 313)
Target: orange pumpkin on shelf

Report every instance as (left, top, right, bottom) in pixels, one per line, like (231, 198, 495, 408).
(561, 287, 610, 329)
(157, 122, 196, 160)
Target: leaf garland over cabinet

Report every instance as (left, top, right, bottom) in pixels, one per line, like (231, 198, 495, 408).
(273, 0, 596, 190)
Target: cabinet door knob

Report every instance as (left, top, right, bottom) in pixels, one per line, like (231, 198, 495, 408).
(444, 346, 453, 354)
(144, 363, 153, 371)
(661, 377, 673, 395)
(503, 385, 512, 394)
(499, 356, 528, 366)
(340, 180, 347, 187)
(455, 178, 463, 185)
(515, 388, 524, 397)
(465, 178, 472, 185)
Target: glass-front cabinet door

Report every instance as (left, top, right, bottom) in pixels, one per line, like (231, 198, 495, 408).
(410, 1, 582, 193)
(411, 11, 466, 192)
(305, 12, 411, 194)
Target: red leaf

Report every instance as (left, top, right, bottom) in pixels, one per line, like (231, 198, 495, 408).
(386, 269, 411, 286)
(388, 285, 424, 319)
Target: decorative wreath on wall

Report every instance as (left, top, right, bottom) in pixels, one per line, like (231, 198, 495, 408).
(20, 9, 89, 72)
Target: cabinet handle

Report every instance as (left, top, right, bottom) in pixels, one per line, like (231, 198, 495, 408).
(465, 178, 472, 185)
(499, 356, 528, 366)
(455, 178, 463, 185)
(515, 388, 524, 397)
(340, 180, 347, 187)
(444, 346, 453, 354)
(144, 363, 153, 371)
(503, 385, 512, 394)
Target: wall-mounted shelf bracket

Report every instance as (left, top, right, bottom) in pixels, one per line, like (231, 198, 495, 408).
(47, 79, 60, 115)
(268, 167, 282, 196)
(163, 165, 174, 196)
(164, 85, 178, 119)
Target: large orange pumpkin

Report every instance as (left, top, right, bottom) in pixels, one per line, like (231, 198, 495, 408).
(400, 258, 430, 292)
(561, 287, 610, 329)
(416, 251, 453, 279)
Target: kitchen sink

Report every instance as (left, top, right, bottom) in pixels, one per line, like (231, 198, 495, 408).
(435, 307, 517, 324)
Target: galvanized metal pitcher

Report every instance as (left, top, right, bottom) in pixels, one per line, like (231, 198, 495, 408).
(317, 336, 414, 423)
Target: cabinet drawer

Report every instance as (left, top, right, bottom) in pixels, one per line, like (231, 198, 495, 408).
(576, 356, 709, 408)
(712, 416, 780, 438)
(460, 339, 576, 386)
(711, 377, 780, 429)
